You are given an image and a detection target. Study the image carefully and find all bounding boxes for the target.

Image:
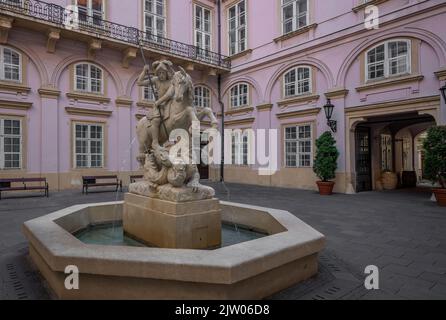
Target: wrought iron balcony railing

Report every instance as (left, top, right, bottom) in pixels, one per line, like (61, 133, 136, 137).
(0, 0, 231, 70)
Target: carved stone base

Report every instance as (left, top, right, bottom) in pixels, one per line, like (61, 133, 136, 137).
(123, 193, 221, 249)
(129, 181, 215, 202)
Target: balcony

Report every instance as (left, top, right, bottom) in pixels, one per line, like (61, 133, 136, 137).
(0, 0, 230, 71)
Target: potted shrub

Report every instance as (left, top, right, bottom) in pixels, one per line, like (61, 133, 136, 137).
(423, 126, 446, 206)
(313, 131, 339, 195)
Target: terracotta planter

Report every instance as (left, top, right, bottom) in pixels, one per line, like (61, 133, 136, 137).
(381, 172, 398, 190)
(433, 189, 446, 207)
(316, 181, 335, 195)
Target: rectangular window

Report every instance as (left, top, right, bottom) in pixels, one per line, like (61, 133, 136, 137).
(144, 0, 166, 41)
(76, 0, 104, 27)
(0, 118, 22, 170)
(285, 124, 312, 167)
(228, 0, 247, 56)
(0, 46, 21, 82)
(231, 131, 249, 165)
(282, 0, 308, 35)
(74, 123, 104, 168)
(195, 4, 212, 58)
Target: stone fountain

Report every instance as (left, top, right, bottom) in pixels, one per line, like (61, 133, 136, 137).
(23, 60, 325, 299)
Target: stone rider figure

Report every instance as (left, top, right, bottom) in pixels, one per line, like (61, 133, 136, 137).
(137, 60, 175, 150)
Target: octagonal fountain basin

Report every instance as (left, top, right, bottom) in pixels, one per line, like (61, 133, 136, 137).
(23, 201, 325, 300)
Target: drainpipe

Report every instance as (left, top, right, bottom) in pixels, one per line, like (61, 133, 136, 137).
(217, 0, 225, 182)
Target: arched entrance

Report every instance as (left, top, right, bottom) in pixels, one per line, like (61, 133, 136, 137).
(354, 112, 436, 192)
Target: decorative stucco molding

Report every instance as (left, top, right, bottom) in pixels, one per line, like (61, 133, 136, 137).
(46, 28, 60, 54)
(352, 0, 389, 13)
(277, 94, 320, 107)
(225, 106, 254, 116)
(66, 92, 111, 104)
(0, 16, 13, 44)
(256, 103, 273, 112)
(224, 117, 255, 126)
(122, 47, 137, 69)
(136, 101, 154, 109)
(115, 96, 133, 107)
(325, 88, 349, 99)
(38, 87, 61, 99)
(225, 49, 253, 61)
(435, 68, 446, 81)
(0, 82, 31, 94)
(273, 24, 318, 43)
(355, 74, 424, 92)
(276, 107, 321, 120)
(0, 99, 33, 110)
(65, 106, 112, 118)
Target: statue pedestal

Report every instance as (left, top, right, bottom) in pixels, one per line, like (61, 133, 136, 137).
(123, 193, 221, 249)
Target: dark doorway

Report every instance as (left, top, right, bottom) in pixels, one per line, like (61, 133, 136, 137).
(197, 132, 209, 179)
(355, 127, 372, 192)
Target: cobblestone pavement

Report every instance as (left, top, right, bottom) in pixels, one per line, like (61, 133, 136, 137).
(0, 182, 445, 300)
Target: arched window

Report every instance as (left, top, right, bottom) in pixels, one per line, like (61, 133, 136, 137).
(0, 46, 21, 82)
(230, 83, 249, 108)
(366, 39, 411, 81)
(194, 86, 211, 108)
(283, 66, 311, 98)
(74, 63, 103, 94)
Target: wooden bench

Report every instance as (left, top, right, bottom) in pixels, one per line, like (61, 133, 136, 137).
(0, 178, 49, 200)
(82, 175, 122, 194)
(130, 175, 144, 183)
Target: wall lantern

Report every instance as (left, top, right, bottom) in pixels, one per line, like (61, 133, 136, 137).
(440, 82, 446, 104)
(323, 99, 337, 133)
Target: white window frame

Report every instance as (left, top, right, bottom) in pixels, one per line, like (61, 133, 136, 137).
(194, 4, 212, 55)
(0, 118, 22, 170)
(144, 0, 166, 40)
(283, 66, 312, 98)
(194, 85, 211, 109)
(0, 45, 22, 83)
(284, 124, 313, 168)
(142, 85, 156, 101)
(281, 0, 309, 35)
(75, 0, 105, 26)
(230, 83, 249, 108)
(365, 39, 411, 82)
(73, 123, 104, 169)
(231, 129, 250, 166)
(228, 0, 247, 56)
(74, 63, 104, 94)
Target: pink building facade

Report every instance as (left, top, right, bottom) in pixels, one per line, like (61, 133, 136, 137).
(0, 0, 445, 193)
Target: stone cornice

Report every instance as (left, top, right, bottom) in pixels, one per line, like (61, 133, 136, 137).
(0, 81, 31, 94)
(225, 106, 254, 116)
(0, 99, 33, 110)
(136, 101, 155, 108)
(273, 24, 318, 43)
(66, 92, 111, 104)
(435, 69, 446, 81)
(256, 103, 273, 112)
(65, 106, 112, 117)
(115, 96, 133, 107)
(355, 74, 424, 92)
(276, 107, 321, 120)
(38, 87, 61, 98)
(325, 88, 349, 99)
(277, 94, 320, 107)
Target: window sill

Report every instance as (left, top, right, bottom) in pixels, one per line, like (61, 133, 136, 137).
(225, 49, 253, 61)
(0, 81, 31, 94)
(352, 0, 389, 13)
(65, 106, 113, 118)
(356, 74, 424, 92)
(225, 106, 254, 116)
(277, 94, 320, 107)
(274, 23, 318, 43)
(67, 92, 111, 104)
